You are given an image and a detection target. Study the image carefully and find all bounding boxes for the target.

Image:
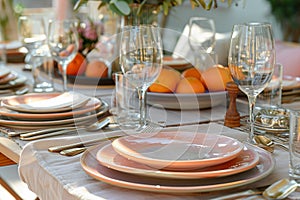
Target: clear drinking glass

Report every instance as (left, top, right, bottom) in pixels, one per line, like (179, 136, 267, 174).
(228, 22, 275, 142)
(119, 25, 163, 129)
(48, 20, 79, 92)
(18, 15, 54, 92)
(188, 17, 216, 68)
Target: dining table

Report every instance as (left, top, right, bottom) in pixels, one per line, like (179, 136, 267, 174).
(1, 61, 300, 200)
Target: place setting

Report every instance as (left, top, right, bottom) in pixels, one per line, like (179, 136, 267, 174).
(0, 91, 110, 140)
(80, 130, 275, 194)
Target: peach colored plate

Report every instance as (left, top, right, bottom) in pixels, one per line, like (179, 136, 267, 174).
(1, 92, 90, 113)
(147, 91, 227, 110)
(81, 142, 274, 194)
(0, 97, 101, 120)
(111, 132, 244, 171)
(0, 72, 17, 85)
(0, 67, 10, 79)
(97, 143, 259, 179)
(0, 101, 108, 127)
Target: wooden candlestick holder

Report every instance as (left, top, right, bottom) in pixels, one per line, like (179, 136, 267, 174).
(224, 81, 241, 127)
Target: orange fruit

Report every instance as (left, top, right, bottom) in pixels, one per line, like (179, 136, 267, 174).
(65, 53, 87, 76)
(85, 60, 108, 78)
(149, 67, 181, 93)
(182, 67, 202, 80)
(175, 77, 206, 94)
(201, 65, 233, 91)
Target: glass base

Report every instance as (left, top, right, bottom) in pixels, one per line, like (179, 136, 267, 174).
(33, 82, 55, 93)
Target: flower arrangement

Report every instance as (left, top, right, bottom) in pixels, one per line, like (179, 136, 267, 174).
(76, 19, 102, 56)
(74, 0, 237, 16)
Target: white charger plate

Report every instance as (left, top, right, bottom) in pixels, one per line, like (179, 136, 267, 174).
(97, 143, 259, 179)
(81, 142, 274, 194)
(111, 131, 243, 171)
(147, 91, 227, 110)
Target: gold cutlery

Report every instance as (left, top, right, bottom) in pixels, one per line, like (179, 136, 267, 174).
(48, 135, 121, 153)
(59, 147, 87, 156)
(211, 178, 298, 200)
(18, 116, 113, 140)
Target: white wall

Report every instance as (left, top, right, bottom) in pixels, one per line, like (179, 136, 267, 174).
(164, 0, 282, 40)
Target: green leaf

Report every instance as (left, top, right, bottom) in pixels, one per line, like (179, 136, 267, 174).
(108, 3, 126, 15)
(73, 0, 89, 11)
(112, 0, 131, 15)
(206, 0, 213, 10)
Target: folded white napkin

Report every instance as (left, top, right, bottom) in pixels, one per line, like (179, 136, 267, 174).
(172, 24, 231, 66)
(15, 92, 90, 111)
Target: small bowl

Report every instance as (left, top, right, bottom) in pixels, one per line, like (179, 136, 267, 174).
(254, 106, 289, 131)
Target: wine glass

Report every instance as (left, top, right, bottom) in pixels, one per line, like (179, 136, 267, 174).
(228, 22, 275, 142)
(48, 20, 79, 92)
(119, 25, 163, 129)
(18, 15, 54, 92)
(188, 17, 216, 68)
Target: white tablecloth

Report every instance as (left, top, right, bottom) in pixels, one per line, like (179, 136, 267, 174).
(19, 123, 289, 200)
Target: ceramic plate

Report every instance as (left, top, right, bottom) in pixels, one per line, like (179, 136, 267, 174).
(0, 72, 17, 85)
(111, 131, 243, 171)
(0, 75, 27, 89)
(1, 92, 90, 113)
(147, 91, 227, 110)
(97, 143, 259, 179)
(0, 101, 109, 127)
(0, 97, 102, 120)
(0, 67, 10, 79)
(81, 142, 274, 194)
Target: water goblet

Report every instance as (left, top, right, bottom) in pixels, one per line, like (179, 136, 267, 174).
(48, 20, 79, 92)
(228, 22, 275, 142)
(18, 15, 54, 92)
(188, 17, 216, 68)
(119, 25, 163, 129)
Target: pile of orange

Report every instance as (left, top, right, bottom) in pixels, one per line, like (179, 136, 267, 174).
(63, 52, 109, 78)
(149, 65, 233, 94)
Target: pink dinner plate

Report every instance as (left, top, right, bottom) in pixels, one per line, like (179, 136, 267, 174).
(0, 67, 10, 79)
(81, 142, 274, 194)
(0, 97, 101, 120)
(96, 143, 259, 179)
(1, 92, 90, 113)
(0, 101, 108, 127)
(111, 131, 244, 171)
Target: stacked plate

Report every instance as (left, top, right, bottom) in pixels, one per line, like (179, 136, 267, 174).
(0, 92, 108, 130)
(81, 131, 275, 193)
(0, 66, 27, 90)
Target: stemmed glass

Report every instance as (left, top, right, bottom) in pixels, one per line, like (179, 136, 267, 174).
(188, 17, 216, 68)
(48, 20, 79, 92)
(18, 15, 53, 92)
(119, 25, 163, 129)
(228, 22, 275, 142)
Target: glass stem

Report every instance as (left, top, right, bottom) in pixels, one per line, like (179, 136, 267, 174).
(248, 95, 256, 143)
(137, 88, 147, 127)
(31, 55, 38, 88)
(62, 63, 68, 92)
